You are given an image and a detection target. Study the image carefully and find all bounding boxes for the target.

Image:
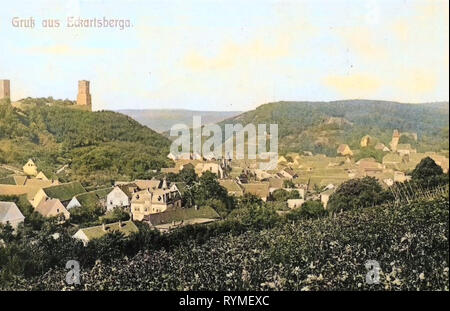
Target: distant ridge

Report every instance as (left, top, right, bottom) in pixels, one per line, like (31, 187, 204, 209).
(117, 109, 242, 133)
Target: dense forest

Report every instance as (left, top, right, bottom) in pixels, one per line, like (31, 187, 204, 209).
(219, 100, 449, 156)
(0, 98, 172, 186)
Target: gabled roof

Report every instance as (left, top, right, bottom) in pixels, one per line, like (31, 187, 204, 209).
(172, 182, 187, 195)
(0, 176, 16, 185)
(76, 220, 139, 241)
(0, 202, 25, 223)
(144, 207, 220, 227)
(75, 187, 112, 207)
(337, 144, 350, 153)
(375, 142, 388, 150)
(24, 159, 36, 167)
(219, 180, 243, 194)
(0, 175, 27, 186)
(36, 172, 48, 181)
(268, 177, 284, 189)
(282, 168, 297, 177)
(14, 176, 28, 186)
(242, 183, 270, 199)
(43, 182, 86, 202)
(35, 199, 67, 218)
(116, 183, 138, 198)
(134, 179, 161, 190)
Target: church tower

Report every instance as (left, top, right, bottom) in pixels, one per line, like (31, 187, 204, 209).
(77, 80, 92, 110)
(0, 79, 11, 100)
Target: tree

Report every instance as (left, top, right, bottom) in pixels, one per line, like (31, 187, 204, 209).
(327, 177, 389, 212)
(283, 179, 296, 188)
(286, 200, 326, 220)
(411, 157, 443, 180)
(411, 157, 447, 189)
(271, 189, 300, 202)
(178, 168, 198, 186)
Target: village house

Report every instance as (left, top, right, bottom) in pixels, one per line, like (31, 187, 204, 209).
(35, 198, 70, 220)
(396, 144, 417, 156)
(23, 159, 38, 176)
(268, 177, 284, 193)
(219, 179, 244, 197)
(375, 142, 390, 152)
(131, 183, 182, 221)
(360, 135, 371, 147)
(0, 202, 25, 230)
(73, 220, 139, 246)
(279, 168, 298, 180)
(67, 188, 111, 210)
(106, 185, 136, 212)
(195, 162, 224, 179)
(252, 168, 274, 180)
(0, 175, 59, 200)
(134, 179, 163, 191)
(161, 167, 181, 174)
(30, 181, 86, 208)
(337, 144, 353, 156)
(382, 153, 403, 167)
(357, 158, 384, 176)
(241, 183, 270, 201)
(277, 156, 288, 165)
(144, 206, 220, 232)
(35, 171, 49, 181)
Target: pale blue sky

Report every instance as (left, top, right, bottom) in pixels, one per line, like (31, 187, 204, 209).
(0, 0, 448, 111)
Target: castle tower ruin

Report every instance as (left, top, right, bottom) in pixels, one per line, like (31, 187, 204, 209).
(77, 80, 92, 109)
(0, 79, 11, 100)
(390, 129, 400, 152)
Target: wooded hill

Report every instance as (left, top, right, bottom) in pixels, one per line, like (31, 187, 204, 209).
(218, 100, 449, 156)
(0, 98, 172, 187)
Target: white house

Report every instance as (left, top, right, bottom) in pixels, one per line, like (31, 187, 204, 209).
(0, 202, 25, 230)
(106, 186, 131, 212)
(66, 197, 82, 210)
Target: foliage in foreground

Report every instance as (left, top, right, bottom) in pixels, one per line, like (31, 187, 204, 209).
(5, 192, 448, 291)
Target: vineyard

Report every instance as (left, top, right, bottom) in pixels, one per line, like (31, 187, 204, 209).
(6, 190, 449, 291)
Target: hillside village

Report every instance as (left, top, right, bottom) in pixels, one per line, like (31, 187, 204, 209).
(1, 125, 448, 245)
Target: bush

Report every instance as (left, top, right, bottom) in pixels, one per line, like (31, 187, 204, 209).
(327, 177, 391, 212)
